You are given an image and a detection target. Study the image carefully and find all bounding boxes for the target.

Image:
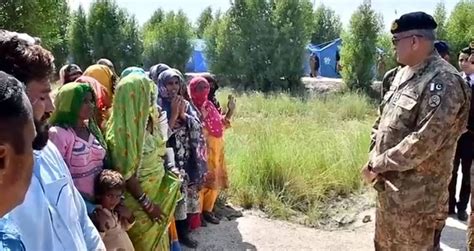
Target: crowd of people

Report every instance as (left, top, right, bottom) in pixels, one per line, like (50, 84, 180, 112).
(0, 28, 236, 251)
(1, 9, 474, 251)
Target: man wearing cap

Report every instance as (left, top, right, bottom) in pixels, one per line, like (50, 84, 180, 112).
(362, 12, 470, 250)
(434, 40, 450, 62)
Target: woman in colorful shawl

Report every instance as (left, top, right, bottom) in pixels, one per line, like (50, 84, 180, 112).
(48, 83, 108, 213)
(149, 63, 171, 85)
(189, 77, 236, 225)
(121, 67, 146, 79)
(75, 76, 111, 130)
(157, 69, 207, 249)
(201, 73, 222, 113)
(83, 64, 116, 104)
(106, 74, 181, 251)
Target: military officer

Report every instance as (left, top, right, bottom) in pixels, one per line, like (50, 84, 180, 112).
(363, 12, 471, 250)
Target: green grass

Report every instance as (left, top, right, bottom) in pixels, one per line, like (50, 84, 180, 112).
(218, 90, 377, 222)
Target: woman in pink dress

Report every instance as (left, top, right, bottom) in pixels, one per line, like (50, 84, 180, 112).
(49, 82, 107, 212)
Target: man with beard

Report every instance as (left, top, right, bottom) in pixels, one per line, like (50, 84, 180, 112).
(0, 30, 104, 250)
(0, 71, 36, 251)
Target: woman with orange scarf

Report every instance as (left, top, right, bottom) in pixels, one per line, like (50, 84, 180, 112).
(188, 76, 236, 225)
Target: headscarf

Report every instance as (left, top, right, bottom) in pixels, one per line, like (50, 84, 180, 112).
(202, 74, 222, 112)
(97, 58, 118, 78)
(83, 64, 115, 99)
(59, 64, 82, 85)
(105, 74, 157, 180)
(76, 76, 111, 113)
(121, 66, 146, 78)
(189, 77, 224, 138)
(157, 69, 185, 119)
(49, 82, 106, 148)
(149, 63, 171, 84)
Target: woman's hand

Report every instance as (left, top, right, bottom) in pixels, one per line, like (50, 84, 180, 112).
(144, 203, 165, 222)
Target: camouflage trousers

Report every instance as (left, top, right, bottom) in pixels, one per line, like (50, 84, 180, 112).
(468, 214, 474, 251)
(375, 208, 438, 251)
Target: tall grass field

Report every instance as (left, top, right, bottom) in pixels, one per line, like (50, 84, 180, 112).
(218, 90, 377, 222)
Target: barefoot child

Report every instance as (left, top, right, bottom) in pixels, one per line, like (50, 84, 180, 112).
(91, 170, 135, 251)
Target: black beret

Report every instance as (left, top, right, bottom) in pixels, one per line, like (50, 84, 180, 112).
(391, 12, 437, 34)
(434, 40, 449, 55)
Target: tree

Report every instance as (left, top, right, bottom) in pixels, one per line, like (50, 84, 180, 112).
(272, 0, 314, 91)
(196, 7, 214, 38)
(88, 0, 142, 72)
(142, 10, 193, 71)
(340, 0, 382, 92)
(143, 9, 165, 33)
(88, 0, 124, 70)
(433, 1, 448, 41)
(446, 0, 474, 57)
(310, 4, 342, 45)
(0, 0, 70, 68)
(118, 12, 143, 69)
(205, 0, 314, 92)
(68, 5, 92, 69)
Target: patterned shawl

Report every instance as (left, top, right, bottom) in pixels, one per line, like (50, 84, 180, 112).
(105, 74, 158, 180)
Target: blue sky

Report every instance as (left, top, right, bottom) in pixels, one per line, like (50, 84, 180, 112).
(69, 0, 457, 32)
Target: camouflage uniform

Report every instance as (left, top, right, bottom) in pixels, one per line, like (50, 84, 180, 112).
(370, 52, 470, 250)
(469, 172, 474, 250)
(380, 66, 401, 100)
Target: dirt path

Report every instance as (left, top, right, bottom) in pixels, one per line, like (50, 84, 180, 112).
(183, 209, 467, 251)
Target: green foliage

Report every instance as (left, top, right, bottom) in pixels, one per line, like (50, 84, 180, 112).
(68, 5, 93, 69)
(223, 89, 375, 221)
(310, 4, 342, 45)
(0, 0, 70, 68)
(341, 1, 382, 92)
(142, 10, 193, 71)
(196, 7, 214, 38)
(87, 0, 143, 72)
(446, 0, 474, 57)
(433, 1, 448, 41)
(376, 33, 397, 80)
(204, 0, 313, 93)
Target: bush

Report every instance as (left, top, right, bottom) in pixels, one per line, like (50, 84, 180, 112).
(340, 1, 382, 93)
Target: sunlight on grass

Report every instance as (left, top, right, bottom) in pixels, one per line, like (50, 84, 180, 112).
(219, 90, 376, 221)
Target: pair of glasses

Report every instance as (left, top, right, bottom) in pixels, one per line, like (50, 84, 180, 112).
(391, 34, 423, 45)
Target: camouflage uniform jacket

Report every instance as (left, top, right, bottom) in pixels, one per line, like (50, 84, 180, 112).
(370, 52, 470, 215)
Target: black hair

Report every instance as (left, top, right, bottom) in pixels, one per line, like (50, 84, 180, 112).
(95, 169, 125, 196)
(0, 29, 55, 84)
(0, 71, 30, 154)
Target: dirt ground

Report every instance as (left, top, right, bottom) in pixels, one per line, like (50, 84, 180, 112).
(184, 169, 470, 251)
(183, 208, 467, 251)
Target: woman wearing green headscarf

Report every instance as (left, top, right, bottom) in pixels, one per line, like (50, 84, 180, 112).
(106, 74, 181, 251)
(48, 82, 107, 212)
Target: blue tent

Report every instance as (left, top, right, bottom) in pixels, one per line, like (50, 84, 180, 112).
(186, 39, 209, 73)
(304, 38, 342, 78)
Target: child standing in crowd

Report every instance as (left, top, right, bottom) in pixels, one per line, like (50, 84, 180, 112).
(91, 170, 135, 251)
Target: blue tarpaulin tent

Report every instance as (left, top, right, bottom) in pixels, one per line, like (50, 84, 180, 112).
(304, 38, 342, 78)
(186, 39, 209, 73)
